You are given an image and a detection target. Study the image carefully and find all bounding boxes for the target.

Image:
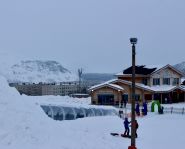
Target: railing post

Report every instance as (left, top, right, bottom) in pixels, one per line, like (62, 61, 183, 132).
(171, 107, 173, 114)
(182, 108, 184, 115)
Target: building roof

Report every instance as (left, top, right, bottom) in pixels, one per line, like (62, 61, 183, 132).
(115, 64, 185, 77)
(89, 79, 185, 93)
(106, 79, 154, 92)
(181, 78, 185, 85)
(150, 64, 185, 77)
(89, 79, 124, 91)
(123, 65, 157, 75)
(115, 65, 163, 76)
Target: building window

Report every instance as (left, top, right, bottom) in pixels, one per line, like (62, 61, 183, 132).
(98, 94, 114, 105)
(173, 78, 179, 85)
(153, 78, 160, 85)
(163, 78, 170, 85)
(142, 79, 148, 85)
(135, 94, 140, 101)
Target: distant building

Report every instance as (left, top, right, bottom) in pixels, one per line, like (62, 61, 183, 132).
(42, 82, 79, 96)
(9, 83, 42, 96)
(70, 93, 89, 98)
(89, 64, 185, 105)
(10, 81, 89, 96)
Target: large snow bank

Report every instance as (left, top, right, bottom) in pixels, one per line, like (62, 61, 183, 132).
(0, 76, 58, 148)
(0, 76, 120, 149)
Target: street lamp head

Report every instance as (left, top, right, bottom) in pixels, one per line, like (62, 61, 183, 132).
(130, 38, 137, 44)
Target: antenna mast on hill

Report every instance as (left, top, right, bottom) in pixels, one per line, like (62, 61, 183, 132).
(78, 68, 83, 93)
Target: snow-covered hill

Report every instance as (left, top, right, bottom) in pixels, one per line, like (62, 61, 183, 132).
(0, 60, 78, 83)
(174, 61, 185, 74)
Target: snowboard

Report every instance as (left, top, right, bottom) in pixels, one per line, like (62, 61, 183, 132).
(110, 133, 131, 138)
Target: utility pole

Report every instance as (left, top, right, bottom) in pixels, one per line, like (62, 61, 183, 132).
(128, 38, 137, 149)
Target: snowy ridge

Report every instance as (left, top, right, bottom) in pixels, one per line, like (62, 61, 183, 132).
(0, 60, 78, 83)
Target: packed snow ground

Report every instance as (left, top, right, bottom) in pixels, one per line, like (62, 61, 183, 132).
(0, 76, 185, 149)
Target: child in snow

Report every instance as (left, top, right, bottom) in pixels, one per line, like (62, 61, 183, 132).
(123, 117, 131, 136)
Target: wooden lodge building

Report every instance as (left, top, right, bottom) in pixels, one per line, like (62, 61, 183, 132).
(89, 64, 185, 105)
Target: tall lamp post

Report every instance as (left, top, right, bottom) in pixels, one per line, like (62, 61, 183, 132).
(128, 38, 137, 149)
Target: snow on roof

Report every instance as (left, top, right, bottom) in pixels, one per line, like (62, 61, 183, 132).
(181, 78, 185, 83)
(116, 79, 154, 92)
(89, 79, 123, 91)
(108, 83, 124, 90)
(89, 77, 185, 93)
(136, 83, 185, 92)
(145, 64, 164, 69)
(149, 85, 177, 92)
(180, 85, 185, 91)
(89, 79, 117, 89)
(115, 71, 124, 76)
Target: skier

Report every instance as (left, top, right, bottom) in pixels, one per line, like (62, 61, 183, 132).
(119, 110, 123, 118)
(135, 102, 140, 116)
(123, 117, 131, 136)
(134, 119, 139, 138)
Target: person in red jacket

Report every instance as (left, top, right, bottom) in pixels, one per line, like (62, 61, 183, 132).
(133, 119, 139, 138)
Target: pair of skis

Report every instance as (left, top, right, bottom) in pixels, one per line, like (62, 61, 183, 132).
(110, 133, 131, 138)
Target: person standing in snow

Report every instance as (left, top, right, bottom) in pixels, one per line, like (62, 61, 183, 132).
(135, 102, 140, 116)
(133, 120, 139, 138)
(123, 117, 131, 136)
(123, 98, 128, 108)
(142, 101, 147, 116)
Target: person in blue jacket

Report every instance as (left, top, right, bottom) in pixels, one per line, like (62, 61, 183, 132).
(142, 102, 147, 116)
(123, 117, 131, 136)
(135, 102, 140, 116)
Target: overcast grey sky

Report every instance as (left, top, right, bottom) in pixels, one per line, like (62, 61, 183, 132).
(0, 0, 185, 73)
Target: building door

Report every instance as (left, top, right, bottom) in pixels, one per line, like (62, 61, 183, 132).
(179, 93, 185, 102)
(98, 94, 114, 105)
(172, 92, 178, 103)
(144, 94, 152, 101)
(121, 94, 128, 107)
(154, 93, 161, 101)
(122, 94, 128, 102)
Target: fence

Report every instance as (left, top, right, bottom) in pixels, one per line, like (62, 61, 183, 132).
(163, 107, 185, 115)
(117, 105, 185, 115)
